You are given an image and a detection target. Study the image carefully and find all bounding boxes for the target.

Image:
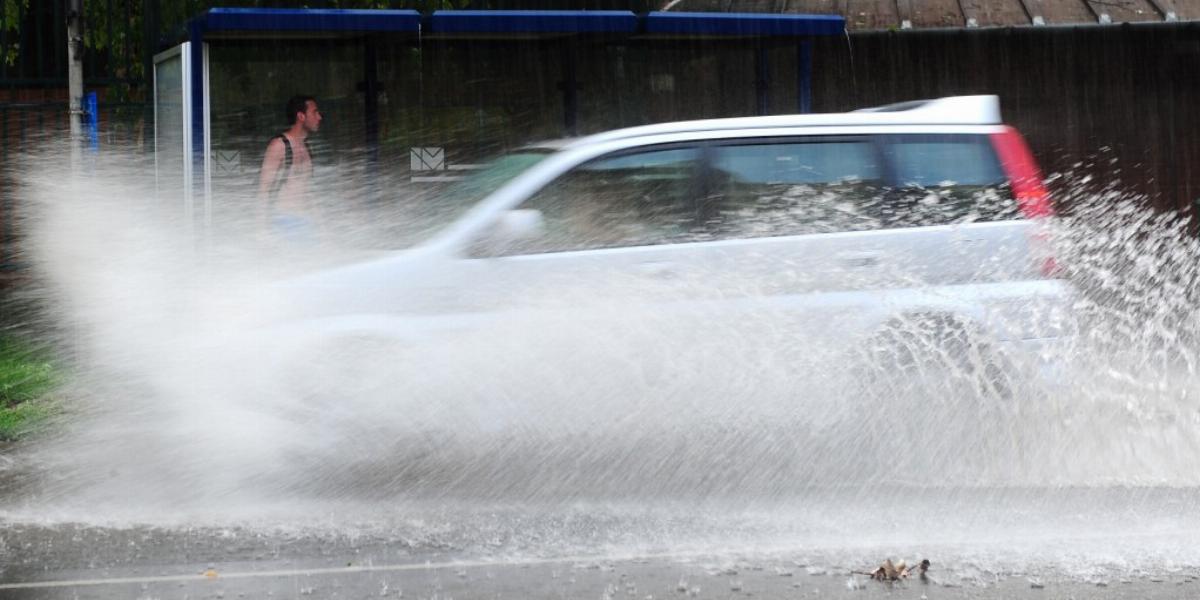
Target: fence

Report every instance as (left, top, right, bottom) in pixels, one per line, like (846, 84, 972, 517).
(810, 22, 1200, 218)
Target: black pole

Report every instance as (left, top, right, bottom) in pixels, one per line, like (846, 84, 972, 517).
(364, 38, 380, 165)
(559, 38, 579, 136)
(797, 39, 812, 114)
(363, 38, 381, 203)
(143, 0, 157, 150)
(755, 41, 770, 116)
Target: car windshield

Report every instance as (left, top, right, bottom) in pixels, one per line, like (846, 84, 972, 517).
(362, 150, 552, 250)
(443, 150, 554, 207)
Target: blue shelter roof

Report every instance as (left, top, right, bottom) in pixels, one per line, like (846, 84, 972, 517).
(192, 8, 844, 39)
(429, 10, 638, 34)
(200, 8, 421, 34)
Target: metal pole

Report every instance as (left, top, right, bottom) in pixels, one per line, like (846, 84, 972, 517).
(560, 39, 579, 137)
(66, 0, 84, 171)
(797, 39, 812, 114)
(363, 38, 381, 205)
(755, 42, 771, 116)
(143, 0, 158, 150)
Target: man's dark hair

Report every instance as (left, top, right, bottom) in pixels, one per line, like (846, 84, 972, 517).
(285, 95, 316, 125)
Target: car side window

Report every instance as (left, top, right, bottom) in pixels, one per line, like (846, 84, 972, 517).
(704, 139, 887, 239)
(500, 146, 705, 255)
(881, 134, 1019, 226)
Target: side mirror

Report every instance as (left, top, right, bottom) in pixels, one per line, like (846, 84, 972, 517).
(475, 209, 546, 256)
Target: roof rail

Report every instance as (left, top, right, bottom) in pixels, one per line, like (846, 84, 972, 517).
(855, 95, 1001, 123)
(854, 99, 932, 113)
(568, 95, 1004, 149)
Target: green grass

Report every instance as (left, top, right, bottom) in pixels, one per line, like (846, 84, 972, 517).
(0, 334, 59, 441)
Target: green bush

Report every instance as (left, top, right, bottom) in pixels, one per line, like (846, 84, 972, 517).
(0, 335, 59, 441)
(0, 399, 54, 440)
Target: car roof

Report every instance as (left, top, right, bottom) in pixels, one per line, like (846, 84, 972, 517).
(553, 95, 1002, 151)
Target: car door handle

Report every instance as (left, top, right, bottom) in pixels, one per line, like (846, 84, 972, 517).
(836, 252, 880, 268)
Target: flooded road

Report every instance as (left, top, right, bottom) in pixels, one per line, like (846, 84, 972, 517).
(3, 536, 1198, 600)
(5, 487, 1200, 599)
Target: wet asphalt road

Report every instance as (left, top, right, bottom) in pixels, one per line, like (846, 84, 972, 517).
(2, 520, 1199, 600)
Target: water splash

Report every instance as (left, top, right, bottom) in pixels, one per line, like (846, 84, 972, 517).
(5, 147, 1200, 581)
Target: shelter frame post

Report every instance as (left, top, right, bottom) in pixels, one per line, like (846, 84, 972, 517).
(797, 38, 812, 114)
(559, 37, 580, 136)
(363, 36, 382, 204)
(755, 40, 770, 116)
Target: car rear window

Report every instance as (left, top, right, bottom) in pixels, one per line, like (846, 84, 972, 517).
(880, 134, 1019, 226)
(888, 136, 1005, 187)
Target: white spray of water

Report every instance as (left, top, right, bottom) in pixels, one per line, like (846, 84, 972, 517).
(5, 147, 1200, 579)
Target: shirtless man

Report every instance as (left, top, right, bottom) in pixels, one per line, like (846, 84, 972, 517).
(257, 95, 322, 242)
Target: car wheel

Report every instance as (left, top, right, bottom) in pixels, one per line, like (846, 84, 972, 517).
(845, 315, 1024, 484)
(861, 315, 1014, 401)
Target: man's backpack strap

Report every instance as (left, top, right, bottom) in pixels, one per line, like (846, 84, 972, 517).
(268, 133, 292, 201)
(278, 133, 293, 171)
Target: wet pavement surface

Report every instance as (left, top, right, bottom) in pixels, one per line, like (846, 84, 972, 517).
(6, 395, 1200, 600)
(3, 516, 1200, 600)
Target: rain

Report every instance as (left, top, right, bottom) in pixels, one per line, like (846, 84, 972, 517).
(2, 1, 1200, 598)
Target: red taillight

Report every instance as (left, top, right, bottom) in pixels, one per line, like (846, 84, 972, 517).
(990, 128, 1060, 277)
(990, 127, 1052, 218)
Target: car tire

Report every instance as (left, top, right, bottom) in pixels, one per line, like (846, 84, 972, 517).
(843, 314, 1025, 485)
(861, 314, 1014, 402)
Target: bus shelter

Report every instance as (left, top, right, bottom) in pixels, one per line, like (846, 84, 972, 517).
(153, 8, 845, 228)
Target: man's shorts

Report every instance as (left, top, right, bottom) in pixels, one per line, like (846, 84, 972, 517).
(271, 214, 317, 246)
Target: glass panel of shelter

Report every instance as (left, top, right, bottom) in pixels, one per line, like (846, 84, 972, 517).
(201, 33, 826, 244)
(153, 46, 189, 205)
(205, 40, 366, 232)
